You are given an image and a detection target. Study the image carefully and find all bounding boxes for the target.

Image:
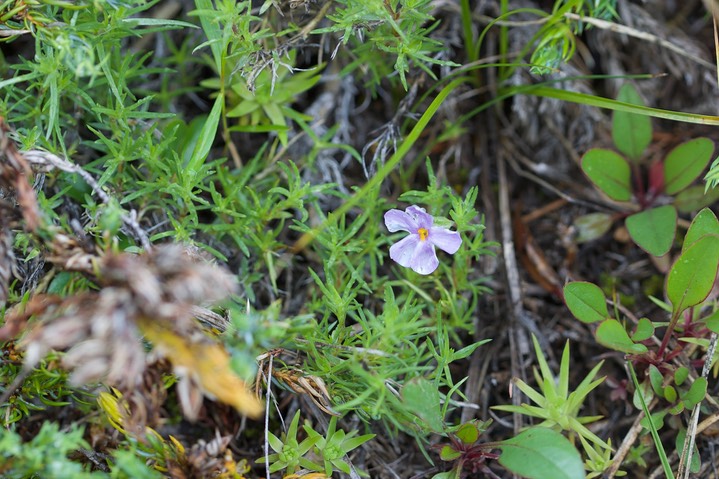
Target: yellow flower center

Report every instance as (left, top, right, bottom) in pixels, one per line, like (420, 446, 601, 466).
(417, 227, 429, 241)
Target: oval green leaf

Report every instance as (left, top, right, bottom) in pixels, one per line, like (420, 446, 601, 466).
(667, 234, 719, 316)
(664, 138, 715, 195)
(402, 377, 444, 434)
(683, 208, 719, 251)
(581, 149, 632, 201)
(675, 367, 689, 386)
(675, 185, 719, 213)
(682, 377, 707, 409)
(612, 84, 652, 162)
(663, 385, 677, 403)
(625, 205, 676, 256)
(498, 427, 585, 479)
(631, 317, 654, 342)
(703, 308, 719, 333)
(596, 319, 648, 354)
(574, 212, 614, 243)
(564, 282, 609, 323)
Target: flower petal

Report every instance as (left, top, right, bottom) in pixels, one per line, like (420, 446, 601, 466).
(406, 205, 434, 230)
(389, 234, 420, 267)
(410, 241, 439, 275)
(430, 228, 462, 254)
(384, 209, 418, 233)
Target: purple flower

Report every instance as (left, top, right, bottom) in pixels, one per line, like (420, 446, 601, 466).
(384, 205, 462, 275)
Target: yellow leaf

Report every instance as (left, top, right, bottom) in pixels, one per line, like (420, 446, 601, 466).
(97, 388, 128, 434)
(138, 318, 263, 418)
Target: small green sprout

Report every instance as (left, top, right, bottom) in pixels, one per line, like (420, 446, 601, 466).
(581, 436, 625, 478)
(257, 410, 323, 474)
(493, 335, 609, 450)
(304, 416, 375, 476)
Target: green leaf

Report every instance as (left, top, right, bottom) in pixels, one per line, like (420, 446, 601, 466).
(663, 385, 677, 403)
(664, 138, 714, 195)
(188, 93, 223, 172)
(631, 318, 654, 342)
(639, 410, 666, 431)
(703, 308, 719, 333)
(648, 366, 664, 395)
(666, 234, 719, 316)
(402, 377, 445, 433)
(564, 282, 609, 323)
(455, 423, 480, 444)
(682, 377, 707, 409)
(193, 0, 224, 72)
(625, 205, 677, 256)
(675, 185, 719, 213)
(497, 427, 586, 479)
(439, 445, 462, 461)
(613, 84, 652, 161)
(675, 367, 689, 386)
(676, 430, 701, 473)
(581, 149, 632, 201)
(683, 208, 719, 251)
(574, 212, 614, 243)
(596, 319, 648, 354)
(526, 85, 719, 126)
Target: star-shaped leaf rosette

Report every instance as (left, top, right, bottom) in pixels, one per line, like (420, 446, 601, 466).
(384, 205, 462, 275)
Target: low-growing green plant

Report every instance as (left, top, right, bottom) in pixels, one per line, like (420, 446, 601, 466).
(565, 207, 719, 361)
(433, 422, 587, 479)
(257, 410, 324, 475)
(203, 52, 324, 146)
(493, 336, 608, 451)
(564, 207, 719, 476)
(575, 83, 717, 255)
(304, 415, 375, 476)
(258, 410, 374, 476)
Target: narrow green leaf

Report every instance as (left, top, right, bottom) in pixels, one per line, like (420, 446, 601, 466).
(497, 427, 586, 479)
(663, 385, 677, 403)
(613, 84, 651, 161)
(648, 365, 664, 395)
(667, 234, 719, 316)
(596, 319, 648, 354)
(683, 208, 719, 251)
(188, 93, 224, 172)
(675, 367, 689, 386)
(564, 282, 609, 323)
(581, 149, 632, 201)
(193, 0, 223, 71)
(625, 205, 677, 256)
(664, 138, 715, 195)
(121, 18, 199, 29)
(676, 430, 701, 474)
(526, 86, 719, 125)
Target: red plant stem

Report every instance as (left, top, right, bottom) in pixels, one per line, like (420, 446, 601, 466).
(631, 163, 647, 207)
(657, 311, 681, 358)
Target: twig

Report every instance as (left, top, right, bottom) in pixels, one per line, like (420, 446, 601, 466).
(0, 368, 31, 407)
(263, 354, 274, 479)
(606, 407, 648, 478)
(678, 332, 718, 478)
(563, 12, 714, 70)
(21, 149, 152, 251)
